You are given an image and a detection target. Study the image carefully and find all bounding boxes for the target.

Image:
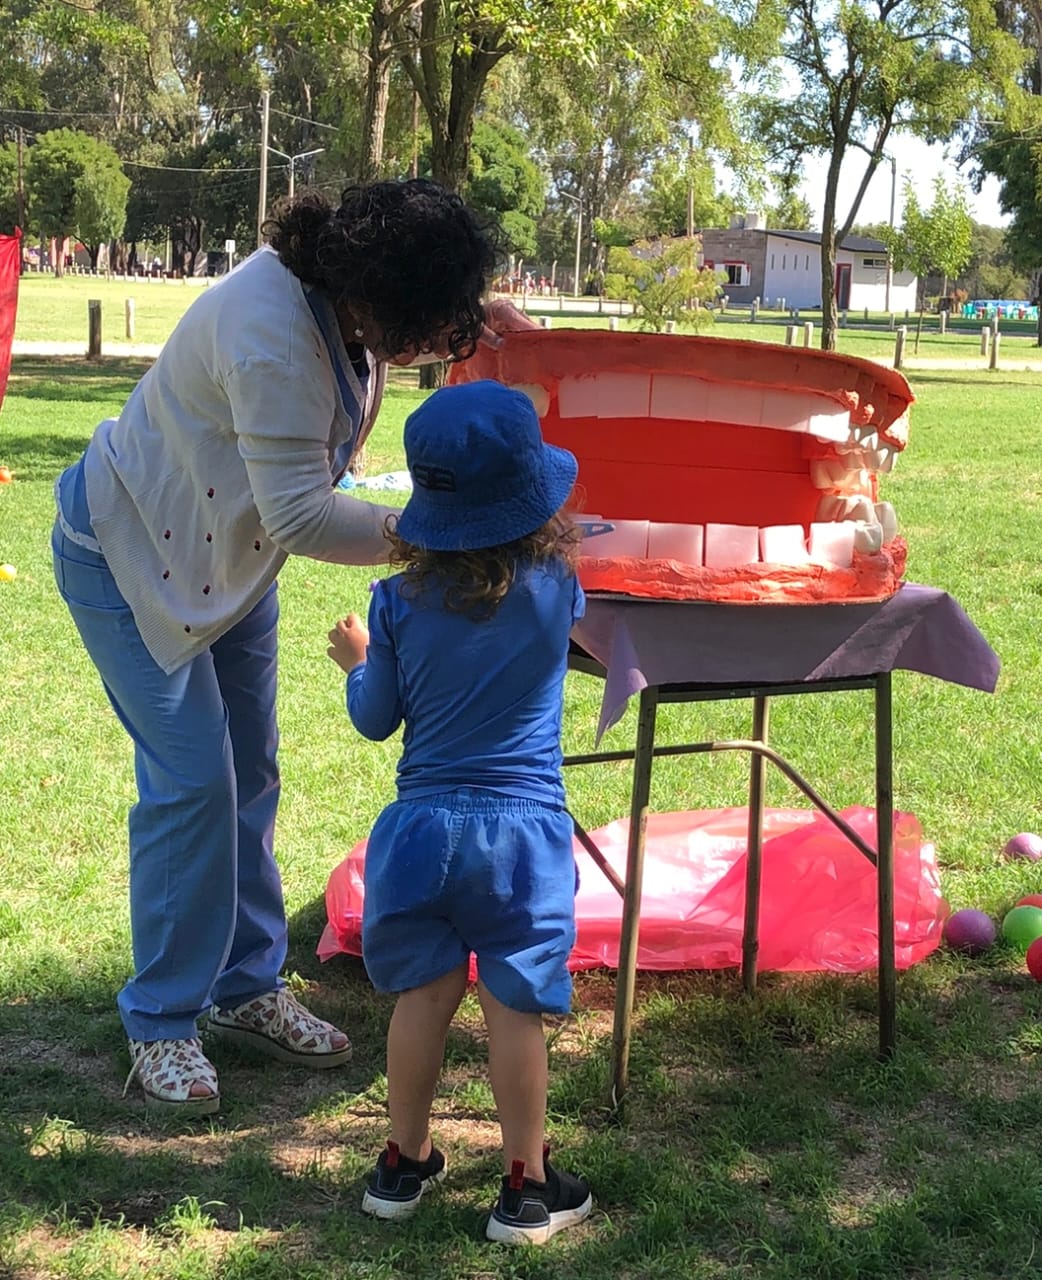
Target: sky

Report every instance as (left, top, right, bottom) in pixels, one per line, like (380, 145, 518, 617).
(796, 131, 1009, 231)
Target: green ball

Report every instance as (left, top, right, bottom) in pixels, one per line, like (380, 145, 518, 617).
(1001, 905, 1042, 951)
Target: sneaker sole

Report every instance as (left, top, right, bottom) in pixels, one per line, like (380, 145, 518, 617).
(361, 1165, 447, 1220)
(207, 1020, 351, 1068)
(141, 1088, 220, 1118)
(485, 1193, 593, 1246)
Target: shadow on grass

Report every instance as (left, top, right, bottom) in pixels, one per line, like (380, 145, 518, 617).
(7, 909, 1042, 1276)
(8, 356, 154, 397)
(1, 431, 93, 477)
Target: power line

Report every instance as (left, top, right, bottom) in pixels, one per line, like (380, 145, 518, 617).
(122, 159, 285, 173)
(0, 103, 252, 120)
(268, 106, 339, 132)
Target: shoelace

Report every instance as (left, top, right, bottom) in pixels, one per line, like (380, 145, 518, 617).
(122, 1038, 215, 1099)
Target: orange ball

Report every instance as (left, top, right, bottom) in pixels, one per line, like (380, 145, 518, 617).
(0, 466, 11, 483)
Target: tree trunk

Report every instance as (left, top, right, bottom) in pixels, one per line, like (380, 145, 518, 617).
(358, 1, 395, 182)
(53, 236, 65, 278)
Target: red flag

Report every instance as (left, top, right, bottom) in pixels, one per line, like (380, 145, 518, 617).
(0, 227, 21, 412)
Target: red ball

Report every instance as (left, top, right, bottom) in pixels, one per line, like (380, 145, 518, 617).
(1028, 936, 1042, 982)
(1018, 894, 1042, 910)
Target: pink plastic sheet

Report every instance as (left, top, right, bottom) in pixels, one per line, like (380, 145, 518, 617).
(319, 806, 946, 974)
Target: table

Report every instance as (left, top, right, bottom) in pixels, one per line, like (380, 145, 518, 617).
(564, 583, 1000, 1111)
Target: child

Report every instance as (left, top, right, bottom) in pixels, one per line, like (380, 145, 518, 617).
(326, 380, 592, 1245)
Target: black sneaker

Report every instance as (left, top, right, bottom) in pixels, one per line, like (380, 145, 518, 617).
(485, 1155, 592, 1245)
(361, 1140, 447, 1220)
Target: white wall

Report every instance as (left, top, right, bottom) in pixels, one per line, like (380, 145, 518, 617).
(761, 236, 917, 313)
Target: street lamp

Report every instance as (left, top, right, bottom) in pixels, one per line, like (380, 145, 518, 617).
(267, 146, 325, 199)
(561, 191, 582, 297)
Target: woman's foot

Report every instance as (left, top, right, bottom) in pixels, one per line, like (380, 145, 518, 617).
(123, 1037, 220, 1116)
(208, 988, 351, 1067)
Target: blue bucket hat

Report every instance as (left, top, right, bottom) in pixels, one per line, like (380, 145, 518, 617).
(395, 380, 578, 551)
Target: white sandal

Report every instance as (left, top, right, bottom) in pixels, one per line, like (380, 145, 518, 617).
(208, 987, 351, 1068)
(124, 1037, 220, 1116)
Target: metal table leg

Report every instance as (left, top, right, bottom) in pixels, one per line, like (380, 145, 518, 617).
(741, 696, 770, 995)
(875, 672, 896, 1058)
(610, 685, 659, 1113)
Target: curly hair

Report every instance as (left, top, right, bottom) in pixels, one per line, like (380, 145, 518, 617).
(263, 180, 503, 361)
(384, 512, 582, 621)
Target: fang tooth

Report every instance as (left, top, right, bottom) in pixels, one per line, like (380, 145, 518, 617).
(874, 501, 898, 544)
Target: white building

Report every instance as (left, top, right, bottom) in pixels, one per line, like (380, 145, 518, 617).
(700, 218, 918, 315)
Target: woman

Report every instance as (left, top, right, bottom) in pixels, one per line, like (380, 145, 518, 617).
(52, 178, 524, 1116)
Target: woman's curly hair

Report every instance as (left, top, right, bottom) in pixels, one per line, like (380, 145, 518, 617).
(264, 179, 503, 360)
(385, 513, 582, 621)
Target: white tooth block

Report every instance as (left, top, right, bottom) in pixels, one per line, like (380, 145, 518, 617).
(590, 519, 649, 559)
(806, 410, 853, 443)
(647, 522, 704, 566)
(705, 523, 760, 569)
(760, 524, 809, 565)
(875, 502, 899, 544)
(649, 374, 710, 421)
(587, 372, 651, 418)
(855, 430, 879, 451)
(509, 382, 550, 417)
(872, 445, 897, 473)
(760, 387, 812, 433)
(853, 521, 883, 554)
(809, 522, 855, 567)
(557, 375, 597, 419)
(703, 382, 765, 427)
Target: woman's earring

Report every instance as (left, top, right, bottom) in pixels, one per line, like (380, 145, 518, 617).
(354, 328, 364, 339)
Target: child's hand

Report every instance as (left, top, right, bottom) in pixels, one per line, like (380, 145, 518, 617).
(327, 613, 370, 672)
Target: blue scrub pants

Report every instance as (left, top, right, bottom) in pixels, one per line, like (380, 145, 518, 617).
(52, 522, 286, 1042)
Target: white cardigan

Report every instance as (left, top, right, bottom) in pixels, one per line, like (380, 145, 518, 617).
(80, 248, 394, 674)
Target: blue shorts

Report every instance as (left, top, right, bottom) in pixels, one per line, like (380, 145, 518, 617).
(362, 790, 578, 1015)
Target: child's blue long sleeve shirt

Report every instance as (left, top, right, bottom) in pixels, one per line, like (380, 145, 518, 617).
(347, 560, 584, 807)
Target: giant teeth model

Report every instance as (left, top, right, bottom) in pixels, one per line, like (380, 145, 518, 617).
(450, 329, 913, 604)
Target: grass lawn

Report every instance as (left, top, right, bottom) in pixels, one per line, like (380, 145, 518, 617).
(14, 273, 1042, 369)
(3, 349, 1042, 1278)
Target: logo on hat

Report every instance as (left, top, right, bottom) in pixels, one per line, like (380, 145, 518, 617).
(412, 463, 457, 492)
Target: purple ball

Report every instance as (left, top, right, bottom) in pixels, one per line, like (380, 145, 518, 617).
(943, 908, 996, 956)
(1003, 832, 1042, 862)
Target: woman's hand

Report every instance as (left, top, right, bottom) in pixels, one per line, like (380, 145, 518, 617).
(479, 297, 541, 348)
(327, 612, 370, 672)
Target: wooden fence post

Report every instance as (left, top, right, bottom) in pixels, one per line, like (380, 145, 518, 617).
(893, 325, 907, 369)
(87, 299, 102, 358)
(125, 298, 135, 340)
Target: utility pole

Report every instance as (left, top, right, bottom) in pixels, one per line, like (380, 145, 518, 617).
(15, 128, 25, 270)
(257, 89, 271, 249)
(884, 154, 896, 315)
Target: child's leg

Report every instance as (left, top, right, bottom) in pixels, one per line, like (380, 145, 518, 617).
(477, 978, 548, 1182)
(387, 963, 469, 1160)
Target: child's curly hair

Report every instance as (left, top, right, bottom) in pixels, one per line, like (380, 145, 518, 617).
(385, 512, 582, 620)
(264, 179, 503, 361)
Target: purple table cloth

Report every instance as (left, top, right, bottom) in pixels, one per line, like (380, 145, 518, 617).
(570, 583, 1001, 740)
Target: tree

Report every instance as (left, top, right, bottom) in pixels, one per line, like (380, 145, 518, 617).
(0, 143, 19, 235)
(882, 175, 972, 348)
(25, 130, 130, 273)
(603, 237, 721, 331)
(747, 0, 1026, 351)
(466, 119, 544, 259)
(73, 155, 131, 270)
